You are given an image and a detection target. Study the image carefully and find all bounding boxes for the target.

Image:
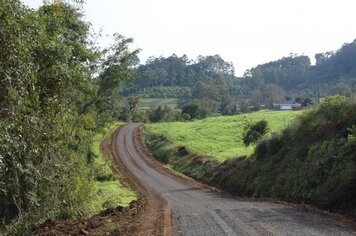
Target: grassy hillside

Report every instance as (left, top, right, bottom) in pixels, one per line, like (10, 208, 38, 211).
(139, 98, 178, 110)
(146, 110, 302, 161)
(145, 96, 356, 216)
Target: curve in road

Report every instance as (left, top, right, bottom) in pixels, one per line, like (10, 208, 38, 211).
(114, 123, 355, 236)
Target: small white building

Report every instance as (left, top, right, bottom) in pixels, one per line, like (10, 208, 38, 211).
(273, 101, 302, 110)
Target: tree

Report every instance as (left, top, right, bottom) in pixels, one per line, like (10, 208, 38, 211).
(81, 33, 140, 117)
(119, 96, 147, 122)
(247, 55, 311, 90)
(127, 96, 140, 111)
(148, 105, 181, 122)
(121, 54, 236, 99)
(0, 0, 139, 229)
(196, 55, 235, 75)
(220, 95, 237, 115)
(181, 103, 207, 120)
(262, 84, 286, 108)
(242, 120, 269, 146)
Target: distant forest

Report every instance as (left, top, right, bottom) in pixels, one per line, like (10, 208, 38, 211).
(121, 40, 356, 113)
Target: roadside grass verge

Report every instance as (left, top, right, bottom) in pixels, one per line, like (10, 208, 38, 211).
(146, 110, 302, 161)
(89, 123, 136, 212)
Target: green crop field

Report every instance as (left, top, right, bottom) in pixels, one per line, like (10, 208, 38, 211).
(140, 98, 178, 110)
(146, 110, 303, 161)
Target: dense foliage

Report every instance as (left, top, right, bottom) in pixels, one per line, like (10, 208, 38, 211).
(245, 54, 311, 90)
(314, 40, 356, 84)
(148, 105, 182, 123)
(121, 54, 238, 116)
(233, 41, 356, 101)
(122, 54, 235, 95)
(0, 0, 138, 232)
(242, 120, 269, 147)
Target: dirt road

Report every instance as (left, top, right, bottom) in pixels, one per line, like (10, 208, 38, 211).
(113, 123, 355, 236)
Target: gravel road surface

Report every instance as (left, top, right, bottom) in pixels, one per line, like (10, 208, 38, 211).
(114, 123, 355, 236)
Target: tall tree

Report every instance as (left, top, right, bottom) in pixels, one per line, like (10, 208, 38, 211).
(0, 0, 138, 228)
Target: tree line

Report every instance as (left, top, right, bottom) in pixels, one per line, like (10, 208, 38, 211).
(125, 40, 356, 116)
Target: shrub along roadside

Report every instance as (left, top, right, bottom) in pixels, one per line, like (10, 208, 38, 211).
(145, 96, 356, 217)
(0, 1, 139, 234)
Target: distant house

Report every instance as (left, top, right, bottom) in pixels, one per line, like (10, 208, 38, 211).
(273, 101, 302, 111)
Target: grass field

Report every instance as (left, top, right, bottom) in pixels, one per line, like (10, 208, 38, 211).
(146, 110, 303, 161)
(139, 98, 178, 110)
(90, 123, 136, 211)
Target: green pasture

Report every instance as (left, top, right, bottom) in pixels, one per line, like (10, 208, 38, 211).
(146, 110, 303, 161)
(139, 98, 178, 110)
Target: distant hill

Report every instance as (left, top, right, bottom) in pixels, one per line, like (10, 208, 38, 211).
(121, 54, 236, 98)
(122, 40, 356, 112)
(237, 39, 356, 98)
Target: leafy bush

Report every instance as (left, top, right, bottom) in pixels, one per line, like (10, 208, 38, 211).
(0, 1, 138, 233)
(148, 105, 182, 123)
(181, 103, 208, 120)
(242, 120, 269, 146)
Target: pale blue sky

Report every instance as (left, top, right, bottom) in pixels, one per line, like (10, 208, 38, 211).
(23, 0, 356, 75)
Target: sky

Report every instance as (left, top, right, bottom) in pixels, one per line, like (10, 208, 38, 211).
(23, 0, 356, 76)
